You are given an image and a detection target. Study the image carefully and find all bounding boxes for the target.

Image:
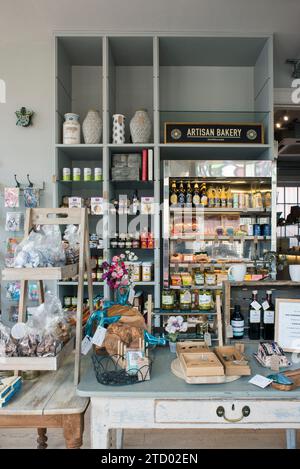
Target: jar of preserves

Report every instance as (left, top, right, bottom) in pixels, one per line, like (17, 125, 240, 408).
(194, 269, 205, 286)
(142, 262, 152, 282)
(198, 290, 212, 310)
(132, 232, 140, 249)
(161, 288, 175, 310)
(264, 191, 272, 208)
(205, 271, 217, 286)
(180, 288, 192, 310)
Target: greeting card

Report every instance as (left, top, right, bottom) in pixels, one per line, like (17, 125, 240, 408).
(24, 187, 40, 208)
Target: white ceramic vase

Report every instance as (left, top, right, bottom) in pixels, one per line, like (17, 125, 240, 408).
(129, 109, 151, 143)
(112, 114, 126, 144)
(82, 110, 102, 144)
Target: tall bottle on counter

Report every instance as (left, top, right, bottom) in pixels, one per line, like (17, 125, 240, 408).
(231, 305, 245, 339)
(249, 290, 262, 340)
(262, 290, 275, 340)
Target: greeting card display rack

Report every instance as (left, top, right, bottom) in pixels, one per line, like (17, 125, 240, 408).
(1, 207, 93, 384)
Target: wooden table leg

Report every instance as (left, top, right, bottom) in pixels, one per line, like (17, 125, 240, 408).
(37, 428, 48, 449)
(115, 429, 124, 449)
(63, 414, 84, 449)
(286, 429, 297, 449)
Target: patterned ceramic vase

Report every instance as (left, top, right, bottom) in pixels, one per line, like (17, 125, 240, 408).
(129, 109, 151, 143)
(112, 114, 126, 144)
(82, 110, 102, 144)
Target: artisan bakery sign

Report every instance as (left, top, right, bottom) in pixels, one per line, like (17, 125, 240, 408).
(164, 122, 264, 144)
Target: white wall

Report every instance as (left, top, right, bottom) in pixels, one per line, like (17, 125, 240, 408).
(0, 0, 299, 246)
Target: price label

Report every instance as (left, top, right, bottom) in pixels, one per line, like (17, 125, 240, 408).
(262, 300, 270, 311)
(92, 326, 107, 347)
(226, 324, 233, 338)
(81, 336, 92, 355)
(251, 300, 261, 311)
(128, 287, 135, 305)
(204, 332, 212, 346)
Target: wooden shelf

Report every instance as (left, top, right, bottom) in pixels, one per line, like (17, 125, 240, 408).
(0, 337, 75, 371)
(228, 280, 300, 287)
(2, 263, 78, 281)
(58, 281, 104, 286)
(169, 285, 221, 290)
(169, 262, 255, 268)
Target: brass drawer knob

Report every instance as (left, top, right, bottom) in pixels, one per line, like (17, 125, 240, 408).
(216, 405, 250, 423)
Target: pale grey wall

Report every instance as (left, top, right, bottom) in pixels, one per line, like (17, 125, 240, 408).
(0, 0, 299, 230)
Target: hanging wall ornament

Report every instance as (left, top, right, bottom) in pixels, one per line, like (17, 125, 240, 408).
(24, 187, 40, 208)
(4, 187, 20, 208)
(15, 107, 34, 127)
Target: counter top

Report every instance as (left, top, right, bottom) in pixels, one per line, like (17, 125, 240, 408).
(77, 344, 300, 399)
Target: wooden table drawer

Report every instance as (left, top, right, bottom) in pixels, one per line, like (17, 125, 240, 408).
(155, 400, 300, 424)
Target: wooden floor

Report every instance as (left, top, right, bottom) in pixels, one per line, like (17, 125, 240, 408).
(0, 407, 299, 448)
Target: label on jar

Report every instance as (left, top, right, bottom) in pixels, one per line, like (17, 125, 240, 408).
(180, 291, 191, 304)
(205, 273, 216, 285)
(263, 310, 274, 324)
(195, 272, 205, 285)
(199, 293, 212, 308)
(162, 294, 174, 306)
(250, 309, 261, 323)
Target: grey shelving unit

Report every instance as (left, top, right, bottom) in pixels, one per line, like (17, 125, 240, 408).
(54, 33, 274, 308)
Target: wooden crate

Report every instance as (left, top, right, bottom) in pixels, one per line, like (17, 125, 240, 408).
(176, 341, 209, 356)
(0, 337, 75, 371)
(214, 345, 251, 376)
(179, 352, 224, 377)
(2, 263, 78, 281)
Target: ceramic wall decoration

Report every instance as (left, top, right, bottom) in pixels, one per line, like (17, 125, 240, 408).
(130, 109, 151, 143)
(15, 107, 34, 127)
(63, 113, 80, 144)
(112, 114, 126, 144)
(82, 109, 102, 144)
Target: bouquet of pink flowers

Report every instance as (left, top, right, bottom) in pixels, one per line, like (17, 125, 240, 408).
(102, 254, 129, 289)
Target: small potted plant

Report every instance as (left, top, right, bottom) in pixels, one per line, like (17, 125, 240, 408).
(165, 315, 188, 353)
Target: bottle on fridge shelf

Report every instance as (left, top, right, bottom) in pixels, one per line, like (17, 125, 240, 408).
(207, 186, 215, 208)
(170, 180, 178, 206)
(249, 290, 262, 340)
(200, 183, 208, 207)
(220, 186, 227, 208)
(215, 187, 221, 208)
(231, 305, 245, 339)
(178, 180, 186, 206)
(233, 192, 239, 209)
(193, 182, 201, 206)
(186, 181, 193, 206)
(227, 187, 233, 208)
(262, 290, 275, 340)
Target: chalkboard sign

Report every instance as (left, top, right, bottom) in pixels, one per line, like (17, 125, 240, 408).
(164, 122, 264, 144)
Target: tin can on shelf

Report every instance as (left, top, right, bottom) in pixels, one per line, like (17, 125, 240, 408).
(84, 168, 92, 181)
(131, 262, 141, 282)
(233, 193, 239, 208)
(142, 262, 152, 282)
(94, 168, 102, 181)
(64, 296, 72, 307)
(62, 168, 71, 181)
(73, 168, 81, 181)
(253, 224, 261, 236)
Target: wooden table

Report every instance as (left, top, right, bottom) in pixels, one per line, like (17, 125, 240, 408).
(0, 354, 89, 449)
(77, 345, 300, 449)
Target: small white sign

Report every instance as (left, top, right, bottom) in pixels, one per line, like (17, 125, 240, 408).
(262, 300, 270, 311)
(91, 326, 107, 347)
(251, 300, 261, 311)
(81, 336, 92, 355)
(248, 374, 273, 389)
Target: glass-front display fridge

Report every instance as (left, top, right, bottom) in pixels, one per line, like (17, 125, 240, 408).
(161, 160, 277, 309)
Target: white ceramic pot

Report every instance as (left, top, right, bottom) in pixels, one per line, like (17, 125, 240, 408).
(82, 110, 102, 144)
(289, 264, 300, 281)
(63, 113, 80, 144)
(169, 341, 177, 353)
(129, 109, 151, 143)
(228, 264, 247, 282)
(112, 114, 126, 144)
